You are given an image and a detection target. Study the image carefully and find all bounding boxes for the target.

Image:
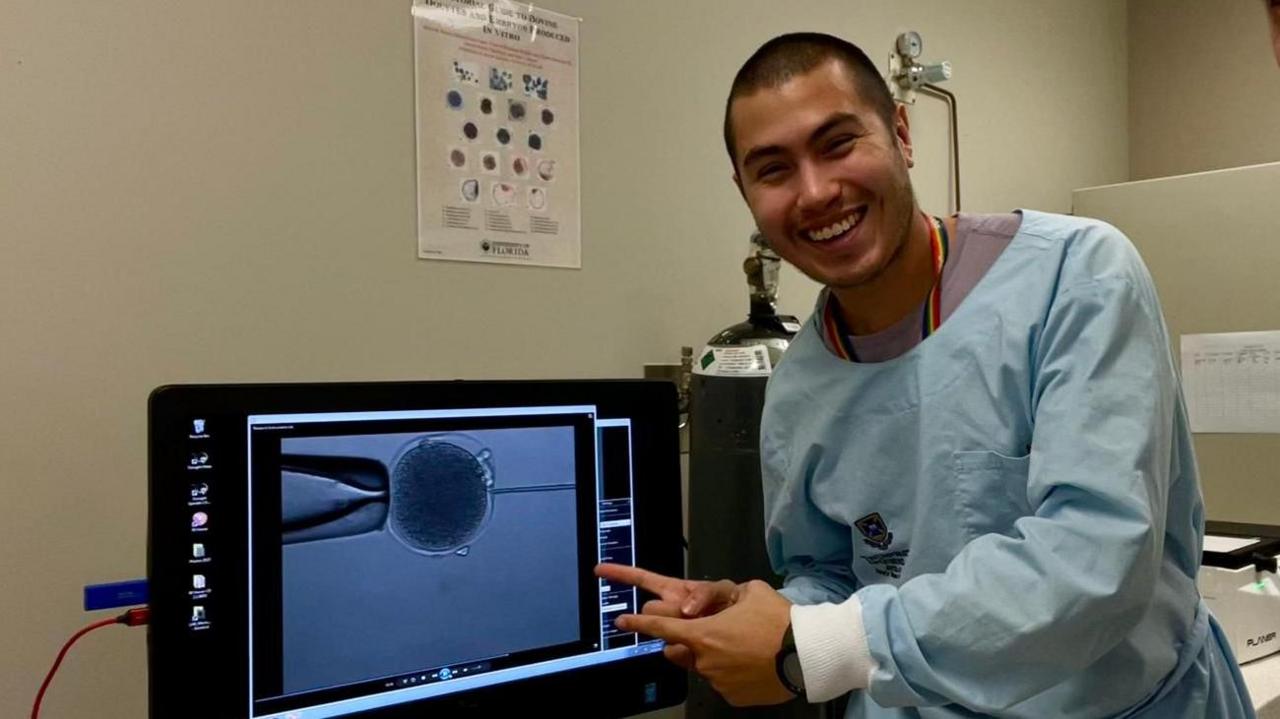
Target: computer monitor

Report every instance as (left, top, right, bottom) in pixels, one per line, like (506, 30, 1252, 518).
(148, 380, 685, 718)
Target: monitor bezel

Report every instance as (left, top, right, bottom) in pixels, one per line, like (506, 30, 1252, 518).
(147, 380, 686, 719)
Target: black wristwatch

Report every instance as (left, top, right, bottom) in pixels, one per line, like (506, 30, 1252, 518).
(775, 622, 806, 698)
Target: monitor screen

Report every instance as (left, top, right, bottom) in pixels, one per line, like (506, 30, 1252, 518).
(148, 380, 685, 718)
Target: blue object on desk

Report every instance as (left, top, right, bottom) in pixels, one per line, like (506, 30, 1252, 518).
(84, 579, 149, 611)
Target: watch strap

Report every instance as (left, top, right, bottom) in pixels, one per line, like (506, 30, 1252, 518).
(775, 623, 805, 697)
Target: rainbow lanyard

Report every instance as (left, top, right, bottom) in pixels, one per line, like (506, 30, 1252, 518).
(821, 214, 950, 362)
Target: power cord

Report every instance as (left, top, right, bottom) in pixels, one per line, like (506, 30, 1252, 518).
(31, 606, 149, 719)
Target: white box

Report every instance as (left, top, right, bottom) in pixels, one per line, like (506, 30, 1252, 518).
(1199, 532, 1280, 665)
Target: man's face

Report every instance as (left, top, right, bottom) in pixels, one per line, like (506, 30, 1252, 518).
(730, 59, 916, 290)
(1270, 0, 1280, 66)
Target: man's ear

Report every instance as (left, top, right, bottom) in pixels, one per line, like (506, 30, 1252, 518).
(894, 103, 914, 168)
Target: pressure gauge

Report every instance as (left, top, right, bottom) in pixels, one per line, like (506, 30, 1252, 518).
(896, 31, 923, 59)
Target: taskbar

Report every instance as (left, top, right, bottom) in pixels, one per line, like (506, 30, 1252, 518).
(254, 640, 665, 719)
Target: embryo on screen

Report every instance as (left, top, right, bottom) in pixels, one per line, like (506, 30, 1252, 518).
(275, 426, 581, 695)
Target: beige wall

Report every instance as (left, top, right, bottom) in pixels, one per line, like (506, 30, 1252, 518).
(1129, 0, 1280, 180)
(0, 2, 1127, 717)
(1075, 163, 1280, 525)
(1124, 0, 1280, 525)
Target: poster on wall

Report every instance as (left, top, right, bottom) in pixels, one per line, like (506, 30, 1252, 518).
(413, 0, 581, 268)
(1181, 330, 1280, 433)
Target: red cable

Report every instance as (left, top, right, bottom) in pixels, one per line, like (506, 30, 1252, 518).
(31, 608, 149, 719)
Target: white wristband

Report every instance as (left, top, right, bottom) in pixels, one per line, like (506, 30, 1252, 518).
(790, 595, 876, 702)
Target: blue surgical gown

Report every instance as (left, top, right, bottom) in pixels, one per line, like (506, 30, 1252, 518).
(761, 210, 1255, 718)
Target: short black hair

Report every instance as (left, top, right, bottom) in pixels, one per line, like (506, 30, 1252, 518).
(724, 33, 897, 168)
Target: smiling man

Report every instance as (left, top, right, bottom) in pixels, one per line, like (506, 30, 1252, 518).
(598, 33, 1256, 718)
(1269, 0, 1280, 65)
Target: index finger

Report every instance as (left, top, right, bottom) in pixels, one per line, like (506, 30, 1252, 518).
(595, 563, 686, 599)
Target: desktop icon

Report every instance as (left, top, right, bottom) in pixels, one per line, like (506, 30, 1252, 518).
(193, 574, 206, 590)
(192, 543, 206, 558)
(192, 512, 209, 529)
(192, 419, 206, 434)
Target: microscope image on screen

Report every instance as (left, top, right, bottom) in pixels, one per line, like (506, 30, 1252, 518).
(281, 431, 575, 557)
(274, 427, 582, 696)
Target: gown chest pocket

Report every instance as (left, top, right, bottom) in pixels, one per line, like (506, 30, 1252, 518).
(951, 450, 1034, 540)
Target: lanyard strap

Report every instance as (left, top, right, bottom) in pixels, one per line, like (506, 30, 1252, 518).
(921, 214, 950, 339)
(822, 214, 950, 362)
(823, 290, 859, 362)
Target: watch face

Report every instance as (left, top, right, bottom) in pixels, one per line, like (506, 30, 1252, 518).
(783, 651, 805, 687)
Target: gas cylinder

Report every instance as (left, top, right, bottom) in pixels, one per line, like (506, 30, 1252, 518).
(685, 234, 829, 719)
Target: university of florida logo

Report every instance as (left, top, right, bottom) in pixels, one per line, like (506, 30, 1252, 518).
(855, 512, 893, 551)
